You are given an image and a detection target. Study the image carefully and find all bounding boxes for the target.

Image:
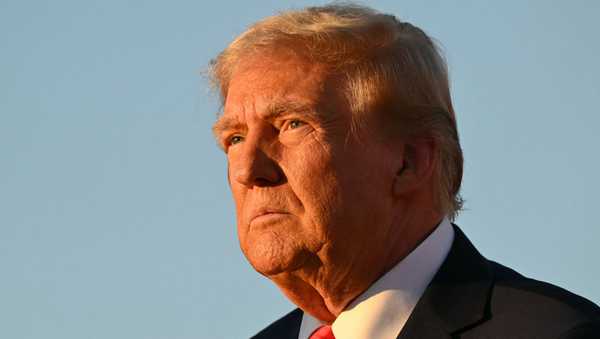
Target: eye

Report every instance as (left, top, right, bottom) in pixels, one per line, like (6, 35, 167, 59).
(290, 120, 304, 129)
(228, 135, 244, 146)
(283, 119, 306, 131)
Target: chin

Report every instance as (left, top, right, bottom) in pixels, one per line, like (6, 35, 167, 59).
(243, 235, 310, 276)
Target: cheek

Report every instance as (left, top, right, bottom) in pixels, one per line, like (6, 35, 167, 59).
(227, 174, 249, 236)
(281, 140, 341, 228)
(227, 176, 243, 213)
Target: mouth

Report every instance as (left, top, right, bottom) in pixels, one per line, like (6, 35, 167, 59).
(249, 210, 291, 227)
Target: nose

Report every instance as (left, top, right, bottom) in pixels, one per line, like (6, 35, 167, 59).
(229, 137, 283, 187)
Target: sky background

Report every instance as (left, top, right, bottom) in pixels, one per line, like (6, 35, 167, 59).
(1, 1, 599, 338)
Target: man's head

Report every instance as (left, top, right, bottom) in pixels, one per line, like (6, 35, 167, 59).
(210, 4, 463, 321)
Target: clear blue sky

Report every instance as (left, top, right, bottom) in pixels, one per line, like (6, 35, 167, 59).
(1, 1, 599, 338)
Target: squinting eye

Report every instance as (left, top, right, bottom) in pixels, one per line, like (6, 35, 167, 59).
(288, 120, 305, 129)
(229, 135, 244, 146)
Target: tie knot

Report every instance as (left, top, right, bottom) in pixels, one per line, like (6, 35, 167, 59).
(310, 325, 335, 339)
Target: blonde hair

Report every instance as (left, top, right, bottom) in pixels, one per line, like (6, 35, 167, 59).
(209, 3, 464, 219)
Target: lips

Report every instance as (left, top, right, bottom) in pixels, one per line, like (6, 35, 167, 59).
(247, 208, 290, 225)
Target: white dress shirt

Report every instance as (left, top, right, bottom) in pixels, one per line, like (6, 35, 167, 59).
(298, 218, 454, 339)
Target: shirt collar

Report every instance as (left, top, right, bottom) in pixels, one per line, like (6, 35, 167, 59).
(299, 217, 454, 339)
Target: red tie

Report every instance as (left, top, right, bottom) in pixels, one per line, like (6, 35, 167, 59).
(309, 325, 335, 339)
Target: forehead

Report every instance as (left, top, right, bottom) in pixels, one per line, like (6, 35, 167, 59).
(223, 53, 331, 117)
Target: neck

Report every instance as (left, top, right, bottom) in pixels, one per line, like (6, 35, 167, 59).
(271, 206, 444, 323)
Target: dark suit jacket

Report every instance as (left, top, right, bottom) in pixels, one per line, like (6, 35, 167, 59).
(251, 226, 600, 338)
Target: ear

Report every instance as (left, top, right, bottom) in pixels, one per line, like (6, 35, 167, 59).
(393, 138, 437, 197)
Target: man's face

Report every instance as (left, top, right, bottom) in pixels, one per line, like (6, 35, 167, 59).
(214, 52, 401, 282)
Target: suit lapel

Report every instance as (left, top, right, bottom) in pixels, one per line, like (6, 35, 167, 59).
(251, 308, 303, 339)
(397, 225, 493, 339)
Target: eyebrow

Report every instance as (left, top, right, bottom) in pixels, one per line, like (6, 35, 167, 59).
(212, 114, 244, 141)
(211, 100, 316, 139)
(266, 101, 314, 118)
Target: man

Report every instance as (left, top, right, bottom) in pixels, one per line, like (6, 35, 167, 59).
(210, 4, 600, 339)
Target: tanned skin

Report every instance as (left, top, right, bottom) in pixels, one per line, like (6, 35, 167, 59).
(213, 51, 443, 322)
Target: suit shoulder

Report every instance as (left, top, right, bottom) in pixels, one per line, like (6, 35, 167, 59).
(251, 308, 303, 339)
(488, 260, 600, 325)
(558, 318, 600, 339)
